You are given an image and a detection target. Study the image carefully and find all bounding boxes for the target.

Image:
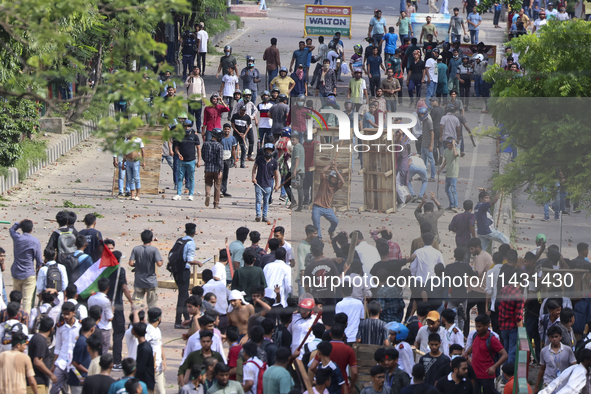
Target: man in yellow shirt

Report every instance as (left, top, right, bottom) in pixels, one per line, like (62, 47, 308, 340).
(269, 67, 295, 95)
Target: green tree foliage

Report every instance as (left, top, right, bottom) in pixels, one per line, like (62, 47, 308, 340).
(0, 99, 40, 167)
(482, 20, 591, 209)
(0, 0, 191, 137)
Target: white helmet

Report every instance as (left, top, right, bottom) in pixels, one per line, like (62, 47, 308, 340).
(474, 54, 484, 62)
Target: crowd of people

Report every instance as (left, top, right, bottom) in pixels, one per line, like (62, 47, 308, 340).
(1, 198, 591, 394)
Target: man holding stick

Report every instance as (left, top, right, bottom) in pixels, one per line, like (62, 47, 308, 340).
(311, 160, 344, 240)
(252, 143, 280, 223)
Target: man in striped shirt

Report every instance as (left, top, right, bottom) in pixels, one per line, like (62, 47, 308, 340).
(356, 301, 389, 346)
(257, 91, 273, 143)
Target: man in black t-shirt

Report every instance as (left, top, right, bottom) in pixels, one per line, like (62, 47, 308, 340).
(370, 239, 412, 278)
(429, 98, 446, 165)
(132, 322, 155, 391)
(81, 353, 116, 394)
(231, 105, 252, 168)
(443, 247, 476, 331)
(173, 120, 201, 201)
(108, 251, 133, 370)
(252, 143, 280, 222)
(407, 50, 426, 107)
(78, 213, 103, 262)
(28, 317, 55, 391)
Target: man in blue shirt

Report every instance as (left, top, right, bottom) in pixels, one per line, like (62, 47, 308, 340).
(474, 189, 510, 251)
(290, 41, 315, 75)
(380, 27, 399, 68)
(363, 46, 386, 97)
(108, 358, 149, 394)
(173, 223, 204, 329)
(368, 9, 387, 56)
(467, 10, 482, 44)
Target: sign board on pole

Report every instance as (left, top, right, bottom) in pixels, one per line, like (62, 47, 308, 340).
(304, 5, 352, 38)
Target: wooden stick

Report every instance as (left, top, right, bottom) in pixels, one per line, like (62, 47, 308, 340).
(343, 231, 358, 274)
(264, 219, 277, 252)
(295, 359, 314, 394)
(496, 189, 505, 229)
(225, 237, 234, 278)
(296, 311, 323, 352)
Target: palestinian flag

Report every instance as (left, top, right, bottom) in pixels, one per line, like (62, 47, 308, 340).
(74, 246, 119, 298)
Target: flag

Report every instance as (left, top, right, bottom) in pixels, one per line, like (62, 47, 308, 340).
(75, 246, 119, 298)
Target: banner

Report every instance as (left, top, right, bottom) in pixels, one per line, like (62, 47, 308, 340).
(304, 5, 352, 38)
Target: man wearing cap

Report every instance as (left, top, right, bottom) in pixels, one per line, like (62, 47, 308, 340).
(172, 224, 204, 329)
(228, 290, 255, 338)
(414, 311, 450, 355)
(201, 128, 224, 209)
(252, 143, 280, 223)
(311, 160, 344, 239)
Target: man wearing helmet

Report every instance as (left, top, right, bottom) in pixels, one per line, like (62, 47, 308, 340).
(269, 87, 280, 105)
(269, 67, 295, 96)
(455, 55, 473, 109)
(350, 44, 364, 74)
(241, 89, 258, 162)
(215, 45, 238, 79)
(231, 104, 252, 168)
(173, 120, 201, 201)
(252, 143, 280, 222)
(240, 56, 261, 101)
(257, 91, 273, 143)
(472, 54, 488, 99)
(202, 93, 229, 142)
(289, 95, 311, 143)
(288, 297, 322, 354)
(229, 90, 243, 118)
(311, 160, 344, 239)
(201, 128, 224, 208)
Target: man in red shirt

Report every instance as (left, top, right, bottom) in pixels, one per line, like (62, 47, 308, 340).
(310, 323, 358, 394)
(202, 93, 229, 142)
(468, 314, 508, 394)
(498, 249, 524, 366)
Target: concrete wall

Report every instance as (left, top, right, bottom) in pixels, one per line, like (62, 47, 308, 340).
(210, 20, 238, 47)
(0, 120, 97, 194)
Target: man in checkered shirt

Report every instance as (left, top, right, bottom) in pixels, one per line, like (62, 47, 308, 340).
(201, 128, 224, 209)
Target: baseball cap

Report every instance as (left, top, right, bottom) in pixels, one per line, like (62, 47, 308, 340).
(426, 311, 440, 322)
(536, 233, 547, 243)
(437, 55, 443, 60)
(185, 223, 197, 233)
(264, 143, 274, 150)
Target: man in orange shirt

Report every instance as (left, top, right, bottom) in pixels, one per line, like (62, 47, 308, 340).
(311, 160, 344, 240)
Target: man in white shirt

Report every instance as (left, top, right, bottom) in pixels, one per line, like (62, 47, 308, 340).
(51, 302, 82, 394)
(146, 307, 166, 394)
(334, 285, 364, 344)
(410, 232, 445, 284)
(195, 24, 209, 75)
(124, 309, 144, 360)
(273, 226, 294, 266)
(201, 269, 231, 332)
(182, 314, 227, 364)
(263, 247, 292, 307)
(425, 50, 438, 106)
(0, 302, 29, 352)
(87, 278, 114, 355)
(414, 311, 449, 356)
(64, 284, 88, 320)
(211, 252, 228, 283)
(288, 298, 322, 354)
(36, 248, 68, 303)
(242, 342, 264, 394)
(539, 349, 591, 394)
(30, 289, 62, 330)
(352, 231, 380, 275)
(532, 11, 547, 35)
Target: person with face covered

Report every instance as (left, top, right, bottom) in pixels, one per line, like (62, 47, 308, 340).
(257, 91, 273, 144)
(290, 64, 308, 98)
(239, 90, 258, 162)
(311, 160, 344, 239)
(202, 93, 229, 142)
(289, 95, 311, 143)
(455, 55, 473, 109)
(240, 56, 261, 100)
(216, 45, 238, 79)
(288, 298, 322, 354)
(315, 59, 337, 101)
(252, 143, 280, 222)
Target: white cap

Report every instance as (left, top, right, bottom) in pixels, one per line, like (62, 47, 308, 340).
(229, 290, 249, 304)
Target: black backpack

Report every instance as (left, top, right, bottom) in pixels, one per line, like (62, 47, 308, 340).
(167, 237, 190, 275)
(32, 305, 53, 334)
(46, 264, 62, 291)
(1, 321, 24, 344)
(61, 252, 80, 283)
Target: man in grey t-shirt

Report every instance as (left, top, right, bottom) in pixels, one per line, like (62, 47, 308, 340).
(129, 229, 163, 309)
(448, 8, 467, 43)
(440, 104, 461, 143)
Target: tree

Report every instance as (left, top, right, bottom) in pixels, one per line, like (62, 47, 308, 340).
(482, 20, 591, 210)
(0, 0, 191, 136)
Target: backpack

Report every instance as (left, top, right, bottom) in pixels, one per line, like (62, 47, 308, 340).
(302, 342, 318, 372)
(56, 229, 77, 263)
(61, 252, 80, 283)
(244, 359, 267, 394)
(46, 264, 62, 291)
(471, 331, 500, 376)
(2, 321, 24, 345)
(166, 237, 190, 275)
(32, 305, 54, 334)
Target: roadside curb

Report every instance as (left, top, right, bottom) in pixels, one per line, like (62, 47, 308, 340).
(0, 120, 97, 195)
